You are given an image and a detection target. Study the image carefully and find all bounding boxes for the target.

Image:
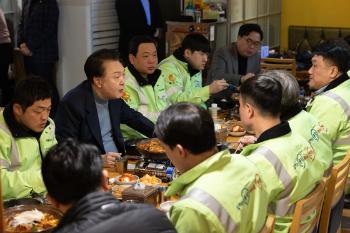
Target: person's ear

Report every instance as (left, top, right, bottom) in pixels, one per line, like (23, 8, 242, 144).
(129, 54, 136, 65)
(101, 169, 109, 192)
(175, 144, 187, 159)
(93, 77, 103, 88)
(184, 49, 192, 59)
(329, 65, 340, 80)
(246, 103, 255, 119)
(13, 103, 23, 116)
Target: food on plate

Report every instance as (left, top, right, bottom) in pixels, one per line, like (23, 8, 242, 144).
(138, 139, 165, 153)
(118, 173, 137, 182)
(4, 209, 59, 232)
(231, 125, 245, 132)
(140, 174, 161, 186)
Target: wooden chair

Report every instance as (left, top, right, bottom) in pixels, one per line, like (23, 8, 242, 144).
(260, 58, 297, 76)
(259, 215, 275, 233)
(342, 208, 350, 233)
(319, 151, 350, 233)
(289, 178, 328, 233)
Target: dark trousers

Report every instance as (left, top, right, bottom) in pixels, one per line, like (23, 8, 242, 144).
(0, 43, 14, 106)
(24, 57, 60, 118)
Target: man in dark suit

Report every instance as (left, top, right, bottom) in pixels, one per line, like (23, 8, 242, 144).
(55, 49, 154, 168)
(17, 0, 60, 117)
(115, 0, 162, 63)
(207, 24, 263, 103)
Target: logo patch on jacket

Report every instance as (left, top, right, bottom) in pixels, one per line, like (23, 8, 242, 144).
(121, 91, 130, 102)
(293, 147, 315, 169)
(236, 174, 263, 210)
(167, 74, 176, 84)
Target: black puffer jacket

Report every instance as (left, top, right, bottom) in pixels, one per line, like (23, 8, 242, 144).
(53, 192, 176, 233)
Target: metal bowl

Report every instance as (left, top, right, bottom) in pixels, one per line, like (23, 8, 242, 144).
(136, 138, 168, 160)
(4, 204, 62, 233)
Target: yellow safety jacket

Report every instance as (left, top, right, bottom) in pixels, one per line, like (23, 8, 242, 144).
(155, 54, 209, 110)
(166, 150, 269, 233)
(241, 122, 324, 233)
(0, 107, 57, 200)
(121, 66, 161, 140)
(306, 74, 350, 167)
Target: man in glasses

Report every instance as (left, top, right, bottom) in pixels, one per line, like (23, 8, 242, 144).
(207, 24, 263, 101)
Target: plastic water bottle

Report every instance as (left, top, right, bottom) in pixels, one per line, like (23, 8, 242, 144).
(210, 103, 218, 121)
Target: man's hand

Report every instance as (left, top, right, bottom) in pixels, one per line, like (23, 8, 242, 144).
(209, 79, 229, 94)
(101, 152, 122, 168)
(19, 43, 32, 56)
(240, 73, 255, 83)
(237, 135, 257, 150)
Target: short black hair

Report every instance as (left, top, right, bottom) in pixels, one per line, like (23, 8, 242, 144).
(42, 139, 103, 204)
(240, 75, 282, 117)
(313, 39, 350, 73)
(13, 77, 52, 111)
(84, 49, 122, 82)
(128, 35, 157, 56)
(238, 23, 263, 41)
(155, 102, 216, 154)
(179, 33, 210, 54)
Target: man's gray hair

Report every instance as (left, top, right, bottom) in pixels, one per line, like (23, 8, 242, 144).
(261, 70, 300, 110)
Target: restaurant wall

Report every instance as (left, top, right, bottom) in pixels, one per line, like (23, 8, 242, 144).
(281, 0, 350, 49)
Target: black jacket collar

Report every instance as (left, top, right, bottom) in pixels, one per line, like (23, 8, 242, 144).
(127, 64, 161, 87)
(3, 104, 42, 139)
(280, 103, 303, 121)
(256, 121, 291, 143)
(54, 192, 119, 231)
(324, 72, 350, 92)
(173, 48, 201, 77)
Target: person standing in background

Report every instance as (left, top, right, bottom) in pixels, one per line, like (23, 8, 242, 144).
(17, 0, 59, 117)
(115, 0, 162, 63)
(0, 7, 13, 106)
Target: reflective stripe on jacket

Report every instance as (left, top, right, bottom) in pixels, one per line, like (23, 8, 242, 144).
(166, 150, 269, 233)
(241, 132, 324, 233)
(0, 113, 57, 200)
(307, 79, 350, 166)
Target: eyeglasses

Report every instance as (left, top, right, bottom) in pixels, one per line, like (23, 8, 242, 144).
(244, 37, 261, 48)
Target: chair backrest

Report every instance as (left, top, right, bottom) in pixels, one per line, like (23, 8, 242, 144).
(259, 215, 275, 233)
(289, 178, 328, 233)
(260, 58, 297, 76)
(319, 151, 350, 233)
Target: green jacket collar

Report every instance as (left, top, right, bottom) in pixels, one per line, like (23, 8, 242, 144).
(127, 64, 161, 87)
(166, 149, 231, 196)
(3, 104, 46, 139)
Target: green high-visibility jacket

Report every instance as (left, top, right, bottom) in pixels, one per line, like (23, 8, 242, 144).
(307, 77, 350, 167)
(155, 55, 209, 109)
(241, 123, 324, 233)
(166, 150, 269, 233)
(121, 67, 161, 140)
(0, 111, 57, 200)
(288, 109, 333, 175)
